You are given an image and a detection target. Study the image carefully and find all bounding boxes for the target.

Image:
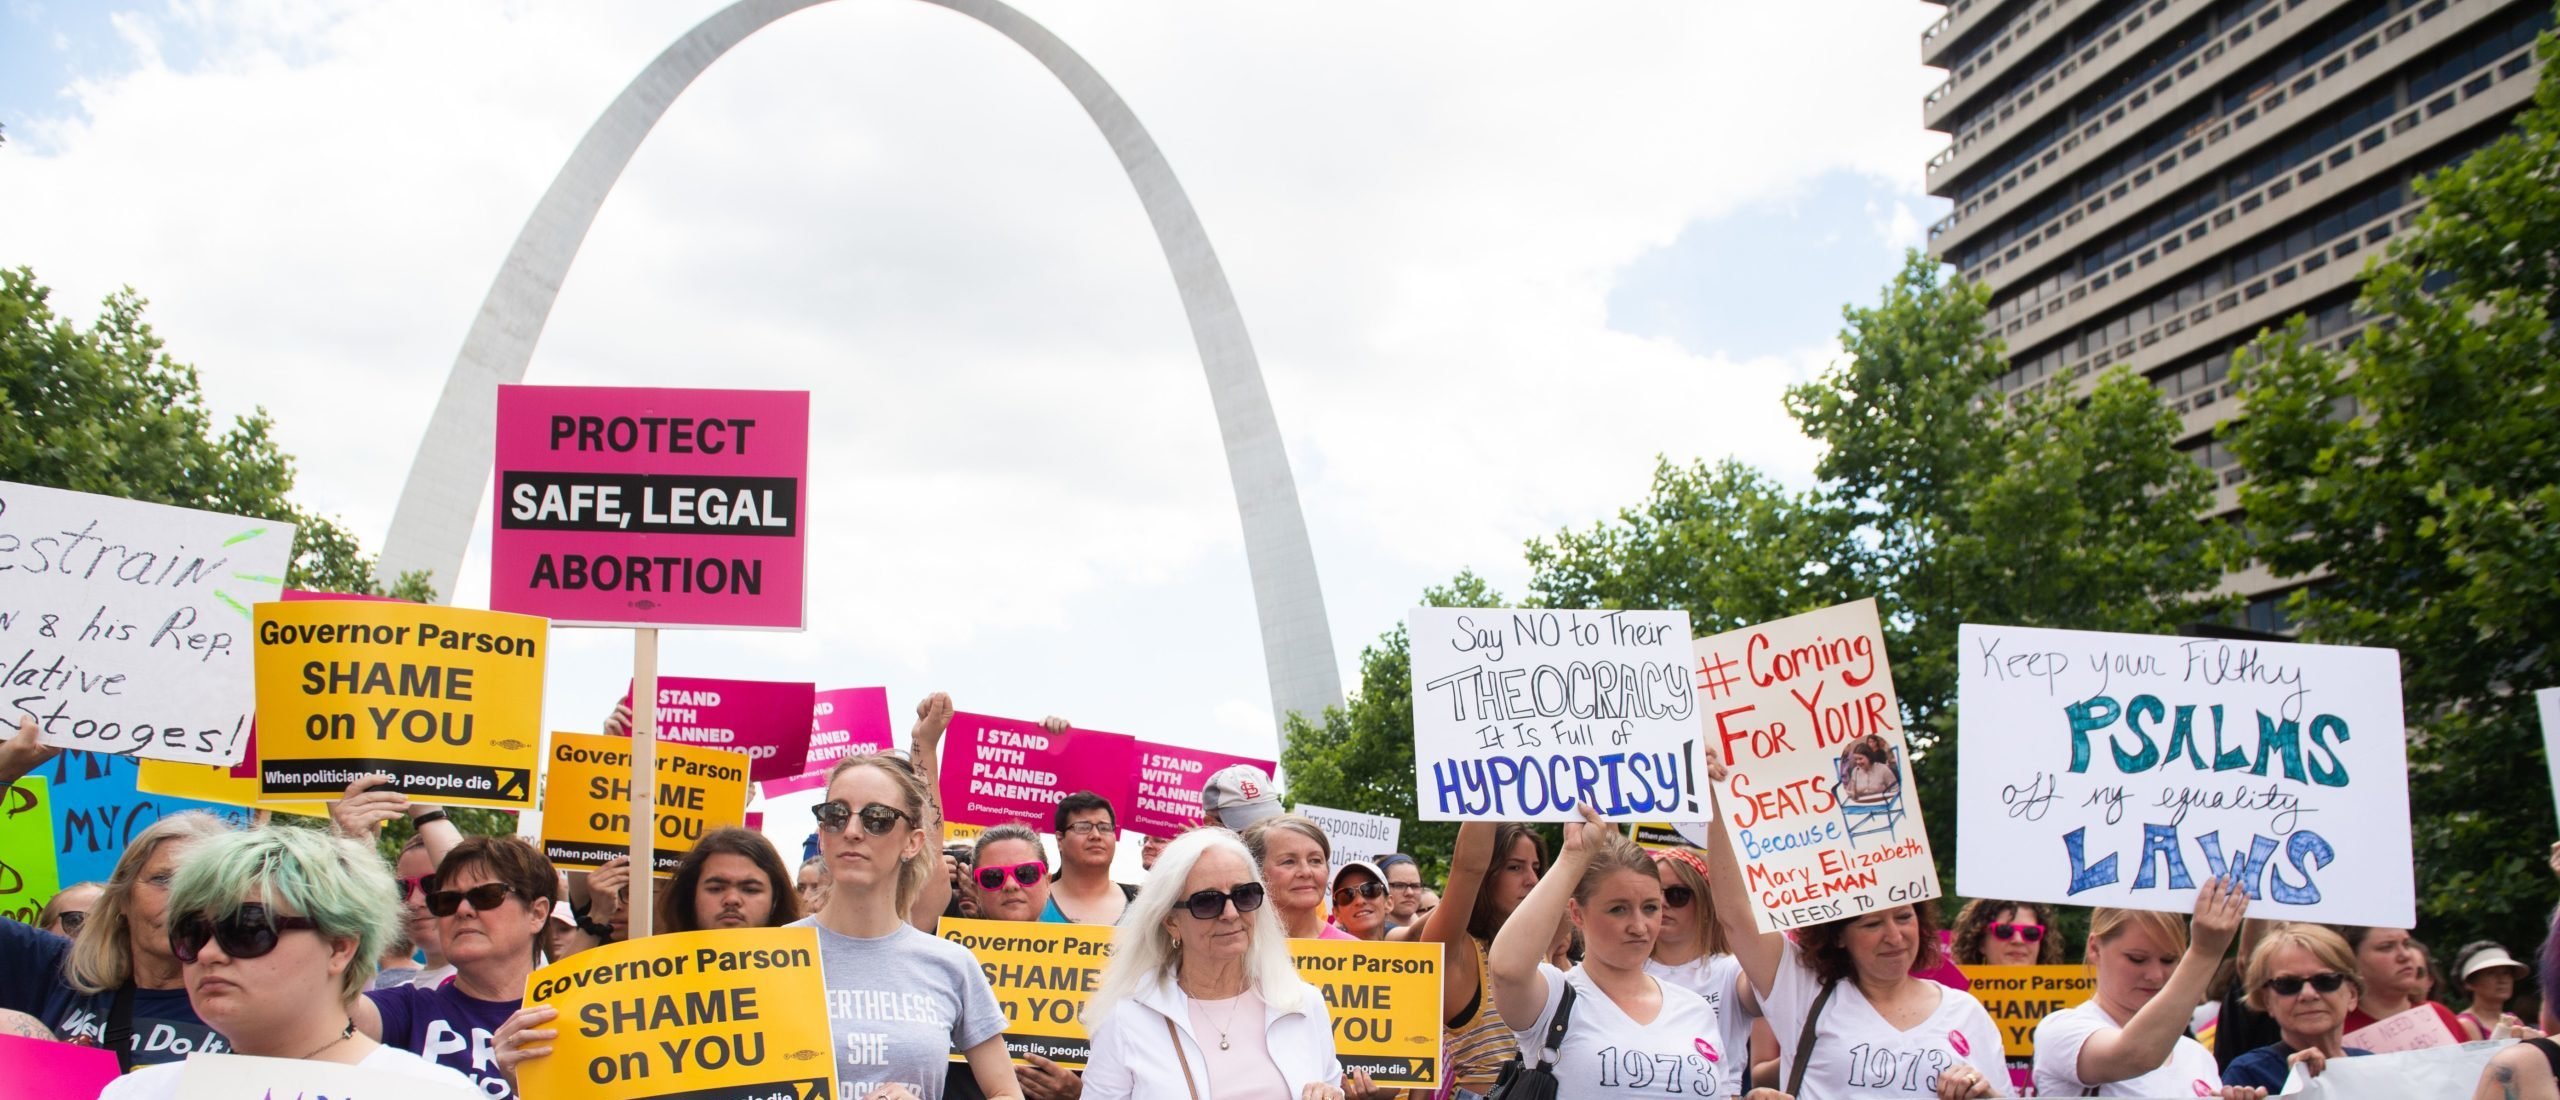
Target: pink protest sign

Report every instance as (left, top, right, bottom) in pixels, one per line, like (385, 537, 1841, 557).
(808, 687, 894, 773)
(0, 1033, 119, 1100)
(1129, 742, 1276, 837)
(937, 712, 1137, 830)
(619, 676, 816, 784)
(232, 588, 406, 779)
(492, 385, 809, 630)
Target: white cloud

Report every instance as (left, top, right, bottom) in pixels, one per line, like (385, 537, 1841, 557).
(1, 0, 1941, 760)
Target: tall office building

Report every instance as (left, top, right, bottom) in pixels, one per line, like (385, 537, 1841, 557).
(1920, 0, 2552, 630)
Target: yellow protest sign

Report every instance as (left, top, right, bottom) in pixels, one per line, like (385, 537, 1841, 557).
(541, 732, 752, 875)
(134, 758, 326, 816)
(936, 917, 1114, 1068)
(1964, 962, 2096, 1081)
(252, 601, 546, 808)
(1289, 938, 1443, 1087)
(519, 926, 834, 1100)
(943, 821, 985, 844)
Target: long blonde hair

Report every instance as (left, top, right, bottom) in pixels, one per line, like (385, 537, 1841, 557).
(823, 753, 934, 915)
(1087, 828, 1311, 1022)
(66, 811, 233, 993)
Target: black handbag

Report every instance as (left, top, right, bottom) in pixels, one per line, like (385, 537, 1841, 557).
(1484, 982, 1579, 1100)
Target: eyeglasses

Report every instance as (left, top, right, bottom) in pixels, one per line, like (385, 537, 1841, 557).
(425, 883, 516, 917)
(1386, 881, 1422, 894)
(2265, 972, 2349, 997)
(1990, 922, 2045, 943)
(975, 861, 1047, 891)
(54, 911, 88, 935)
(1662, 885, 1696, 909)
(170, 903, 321, 963)
(1060, 821, 1115, 838)
(812, 801, 911, 836)
(1332, 882, 1389, 907)
(396, 875, 438, 901)
(1180, 883, 1267, 921)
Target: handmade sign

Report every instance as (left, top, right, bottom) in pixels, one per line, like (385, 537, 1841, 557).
(0, 778, 59, 924)
(491, 384, 810, 630)
(1130, 742, 1275, 837)
(1965, 964, 2097, 1093)
(516, 927, 835, 1100)
(38, 750, 255, 884)
(1408, 607, 1703, 821)
(1698, 599, 1939, 931)
(178, 1052, 483, 1099)
(251, 600, 546, 808)
(0, 480, 294, 764)
(1954, 623, 2413, 926)
(0, 1033, 119, 1100)
(1296, 802, 1402, 874)
(1289, 938, 1443, 1087)
(936, 713, 1136, 830)
(619, 676, 815, 783)
(938, 917, 1116, 1067)
(2541, 688, 2560, 832)
(2342, 1003, 2461, 1054)
(807, 686, 893, 773)
(542, 732, 752, 874)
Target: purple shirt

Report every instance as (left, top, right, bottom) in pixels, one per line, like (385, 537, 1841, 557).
(367, 978, 521, 1097)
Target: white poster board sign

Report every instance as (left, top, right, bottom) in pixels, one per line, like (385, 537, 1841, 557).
(1297, 802, 1402, 873)
(0, 481, 294, 764)
(179, 1052, 482, 1099)
(1955, 623, 2414, 927)
(2541, 687, 2560, 833)
(1408, 607, 1702, 821)
(1697, 598, 1939, 932)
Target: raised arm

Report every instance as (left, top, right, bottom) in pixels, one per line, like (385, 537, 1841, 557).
(906, 692, 955, 932)
(2073, 877, 2248, 1085)
(1488, 804, 1604, 1029)
(0, 717, 59, 789)
(1702, 758, 1784, 996)
(1423, 820, 1498, 1023)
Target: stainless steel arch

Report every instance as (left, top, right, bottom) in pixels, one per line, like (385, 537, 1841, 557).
(377, 0, 1342, 731)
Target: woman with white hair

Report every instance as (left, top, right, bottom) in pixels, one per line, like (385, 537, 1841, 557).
(1081, 828, 1346, 1100)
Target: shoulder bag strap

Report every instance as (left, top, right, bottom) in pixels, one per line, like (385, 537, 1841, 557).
(1165, 1016, 1202, 1100)
(107, 982, 138, 1074)
(1784, 980, 1836, 1097)
(1532, 982, 1580, 1070)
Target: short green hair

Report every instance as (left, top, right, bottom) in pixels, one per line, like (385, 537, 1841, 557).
(165, 825, 400, 1000)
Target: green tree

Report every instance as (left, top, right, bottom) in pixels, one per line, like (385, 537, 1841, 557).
(0, 266, 432, 600)
(2224, 24, 2560, 954)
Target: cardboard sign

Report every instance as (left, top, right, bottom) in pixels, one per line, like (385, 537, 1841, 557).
(2541, 688, 2560, 833)
(1964, 964, 2097, 1091)
(178, 1052, 483, 1099)
(0, 778, 60, 924)
(1954, 623, 2414, 926)
(36, 750, 256, 884)
(620, 676, 816, 783)
(1130, 742, 1276, 837)
(251, 600, 547, 808)
(0, 1033, 120, 1100)
(516, 927, 835, 1100)
(936, 713, 1137, 830)
(541, 732, 752, 874)
(1697, 600, 1939, 932)
(492, 384, 810, 630)
(1288, 938, 1444, 1087)
(808, 686, 893, 773)
(1297, 802, 1402, 874)
(1408, 608, 1704, 821)
(937, 917, 1116, 1068)
(2341, 1003, 2461, 1054)
(0, 480, 294, 764)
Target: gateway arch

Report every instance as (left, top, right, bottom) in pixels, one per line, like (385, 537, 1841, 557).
(377, 0, 1343, 731)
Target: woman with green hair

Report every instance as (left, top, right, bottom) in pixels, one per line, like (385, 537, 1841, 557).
(99, 825, 473, 1098)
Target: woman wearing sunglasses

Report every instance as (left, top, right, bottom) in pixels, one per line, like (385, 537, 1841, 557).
(968, 823, 1053, 923)
(1646, 847, 1755, 1094)
(1242, 815, 1356, 941)
(658, 827, 801, 933)
(1082, 827, 1347, 1100)
(1327, 861, 1392, 941)
(37, 882, 102, 939)
(1949, 899, 2064, 967)
(98, 826, 473, 1099)
(2221, 925, 2370, 1091)
(2031, 886, 2263, 1099)
(359, 835, 559, 1098)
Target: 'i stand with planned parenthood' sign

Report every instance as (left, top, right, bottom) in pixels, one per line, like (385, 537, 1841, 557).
(1955, 623, 2414, 927)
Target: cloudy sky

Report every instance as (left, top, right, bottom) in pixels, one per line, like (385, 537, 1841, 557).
(1, 0, 1948, 788)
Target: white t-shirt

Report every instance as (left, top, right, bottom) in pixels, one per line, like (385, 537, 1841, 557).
(100, 1044, 475, 1100)
(2031, 998, 2224, 1097)
(1511, 963, 1730, 1098)
(1760, 948, 2011, 1099)
(1647, 952, 1754, 1088)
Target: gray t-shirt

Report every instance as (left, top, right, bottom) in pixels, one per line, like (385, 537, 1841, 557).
(791, 918, 1006, 1100)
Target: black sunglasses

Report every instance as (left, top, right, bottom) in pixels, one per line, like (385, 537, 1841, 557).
(1332, 882, 1389, 907)
(1180, 883, 1266, 921)
(811, 801, 911, 837)
(2265, 972, 2349, 997)
(425, 883, 516, 917)
(396, 874, 437, 901)
(170, 903, 320, 963)
(1662, 885, 1696, 908)
(55, 911, 88, 935)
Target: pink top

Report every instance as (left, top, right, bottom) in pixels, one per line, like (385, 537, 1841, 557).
(1186, 989, 1291, 1100)
(1315, 923, 1358, 941)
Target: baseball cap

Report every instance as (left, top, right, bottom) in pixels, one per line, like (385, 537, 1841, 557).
(1201, 764, 1283, 829)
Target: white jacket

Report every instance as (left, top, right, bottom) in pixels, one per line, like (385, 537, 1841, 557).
(1082, 970, 1342, 1100)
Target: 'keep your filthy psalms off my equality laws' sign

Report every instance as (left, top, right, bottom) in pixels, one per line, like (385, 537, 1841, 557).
(1409, 608, 1702, 820)
(1698, 599, 1941, 931)
(1956, 623, 2414, 926)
